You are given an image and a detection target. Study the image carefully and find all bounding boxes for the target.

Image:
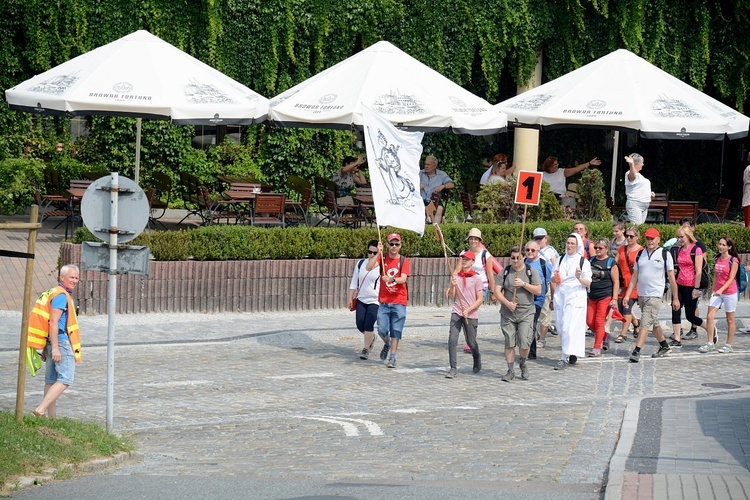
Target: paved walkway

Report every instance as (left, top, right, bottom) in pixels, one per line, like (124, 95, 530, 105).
(2, 211, 750, 498)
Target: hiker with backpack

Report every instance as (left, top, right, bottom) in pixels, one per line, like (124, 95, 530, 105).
(587, 238, 620, 357)
(495, 245, 542, 381)
(614, 227, 643, 344)
(524, 239, 553, 359)
(552, 233, 592, 370)
(703, 237, 741, 353)
(623, 228, 679, 362)
(669, 225, 710, 348)
(348, 240, 381, 360)
(453, 227, 498, 353)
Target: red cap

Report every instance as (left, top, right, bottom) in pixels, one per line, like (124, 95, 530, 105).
(387, 233, 402, 242)
(461, 250, 476, 261)
(644, 228, 660, 238)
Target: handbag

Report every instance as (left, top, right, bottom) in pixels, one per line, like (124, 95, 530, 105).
(349, 298, 358, 311)
(351, 259, 373, 311)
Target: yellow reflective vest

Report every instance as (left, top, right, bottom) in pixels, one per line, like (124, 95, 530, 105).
(27, 286, 81, 363)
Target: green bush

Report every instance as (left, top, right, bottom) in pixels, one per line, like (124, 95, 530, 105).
(475, 175, 564, 223)
(0, 157, 44, 214)
(69, 221, 750, 261)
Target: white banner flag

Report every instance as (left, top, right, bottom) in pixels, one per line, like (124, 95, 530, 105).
(362, 106, 425, 236)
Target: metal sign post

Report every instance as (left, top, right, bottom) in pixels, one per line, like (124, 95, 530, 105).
(81, 173, 148, 431)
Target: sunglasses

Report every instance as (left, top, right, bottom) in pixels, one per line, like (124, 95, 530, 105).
(367, 250, 378, 255)
(594, 246, 605, 250)
(525, 248, 537, 252)
(388, 242, 401, 246)
(533, 236, 544, 240)
(626, 234, 636, 238)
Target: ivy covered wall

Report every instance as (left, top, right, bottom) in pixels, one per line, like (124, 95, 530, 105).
(0, 0, 748, 206)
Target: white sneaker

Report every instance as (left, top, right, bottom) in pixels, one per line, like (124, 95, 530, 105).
(741, 327, 750, 334)
(699, 342, 715, 353)
(718, 345, 734, 353)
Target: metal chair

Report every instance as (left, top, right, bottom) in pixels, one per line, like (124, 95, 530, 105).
(698, 197, 731, 223)
(285, 187, 313, 226)
(147, 171, 173, 229)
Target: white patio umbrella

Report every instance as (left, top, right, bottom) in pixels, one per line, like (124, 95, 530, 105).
(268, 41, 506, 136)
(495, 49, 750, 197)
(5, 30, 270, 183)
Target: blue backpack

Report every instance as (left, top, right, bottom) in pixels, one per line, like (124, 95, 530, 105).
(736, 258, 748, 294)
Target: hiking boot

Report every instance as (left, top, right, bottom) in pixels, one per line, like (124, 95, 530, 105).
(668, 340, 682, 348)
(520, 364, 529, 380)
(445, 368, 457, 379)
(359, 348, 369, 360)
(651, 345, 671, 358)
(387, 355, 396, 368)
(501, 370, 515, 382)
(718, 345, 734, 353)
(629, 350, 640, 363)
(699, 342, 715, 353)
(554, 360, 567, 370)
(380, 342, 390, 361)
(588, 348, 602, 357)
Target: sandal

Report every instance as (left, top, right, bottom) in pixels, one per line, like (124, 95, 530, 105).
(614, 335, 626, 343)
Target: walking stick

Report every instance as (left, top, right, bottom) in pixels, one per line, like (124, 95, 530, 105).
(434, 223, 469, 324)
(512, 204, 529, 302)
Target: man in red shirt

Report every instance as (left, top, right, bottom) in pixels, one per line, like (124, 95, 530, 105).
(367, 233, 411, 368)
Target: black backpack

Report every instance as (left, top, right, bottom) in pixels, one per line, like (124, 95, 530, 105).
(672, 245, 710, 289)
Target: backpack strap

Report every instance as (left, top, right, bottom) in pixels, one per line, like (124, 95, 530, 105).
(539, 257, 548, 282)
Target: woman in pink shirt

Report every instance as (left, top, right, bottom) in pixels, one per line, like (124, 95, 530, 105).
(703, 237, 740, 353)
(669, 225, 707, 347)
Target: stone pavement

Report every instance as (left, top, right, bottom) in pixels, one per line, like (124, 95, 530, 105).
(2, 211, 750, 498)
(2, 304, 750, 498)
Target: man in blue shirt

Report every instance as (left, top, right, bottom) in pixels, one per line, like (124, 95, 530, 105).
(419, 155, 453, 223)
(524, 240, 553, 359)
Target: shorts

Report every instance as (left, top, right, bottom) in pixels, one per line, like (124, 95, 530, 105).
(377, 303, 407, 340)
(618, 297, 636, 316)
(708, 293, 738, 313)
(44, 335, 75, 385)
(501, 311, 535, 350)
(638, 296, 663, 331)
(355, 300, 379, 333)
(539, 290, 553, 328)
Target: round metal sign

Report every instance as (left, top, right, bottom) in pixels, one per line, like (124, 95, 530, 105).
(81, 174, 149, 244)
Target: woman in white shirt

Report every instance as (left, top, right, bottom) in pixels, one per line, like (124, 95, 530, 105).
(624, 153, 655, 225)
(348, 240, 381, 360)
(480, 153, 515, 185)
(541, 156, 602, 197)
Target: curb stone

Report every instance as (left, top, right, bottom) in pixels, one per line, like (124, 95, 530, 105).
(0, 450, 142, 495)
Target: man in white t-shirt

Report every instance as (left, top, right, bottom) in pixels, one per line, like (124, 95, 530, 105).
(624, 153, 655, 225)
(623, 228, 679, 362)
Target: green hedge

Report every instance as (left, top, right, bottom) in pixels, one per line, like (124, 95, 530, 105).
(71, 222, 750, 261)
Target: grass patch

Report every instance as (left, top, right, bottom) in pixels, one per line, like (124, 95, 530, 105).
(0, 411, 133, 486)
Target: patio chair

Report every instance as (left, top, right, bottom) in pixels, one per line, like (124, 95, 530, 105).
(459, 191, 479, 222)
(252, 193, 286, 227)
(323, 190, 367, 228)
(665, 201, 698, 224)
(697, 197, 731, 223)
(34, 190, 72, 239)
(285, 186, 313, 226)
(146, 171, 173, 229)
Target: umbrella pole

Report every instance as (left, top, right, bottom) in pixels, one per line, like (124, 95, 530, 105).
(610, 130, 620, 200)
(134, 118, 142, 185)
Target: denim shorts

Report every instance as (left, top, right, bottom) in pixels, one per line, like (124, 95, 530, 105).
(45, 335, 75, 385)
(377, 303, 407, 340)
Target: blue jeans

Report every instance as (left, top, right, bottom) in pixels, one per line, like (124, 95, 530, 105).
(377, 303, 407, 340)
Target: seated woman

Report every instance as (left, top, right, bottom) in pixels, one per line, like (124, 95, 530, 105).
(480, 153, 515, 185)
(332, 155, 368, 201)
(542, 156, 601, 198)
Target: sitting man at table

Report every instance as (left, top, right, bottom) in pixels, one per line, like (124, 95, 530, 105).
(419, 155, 454, 224)
(333, 155, 368, 204)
